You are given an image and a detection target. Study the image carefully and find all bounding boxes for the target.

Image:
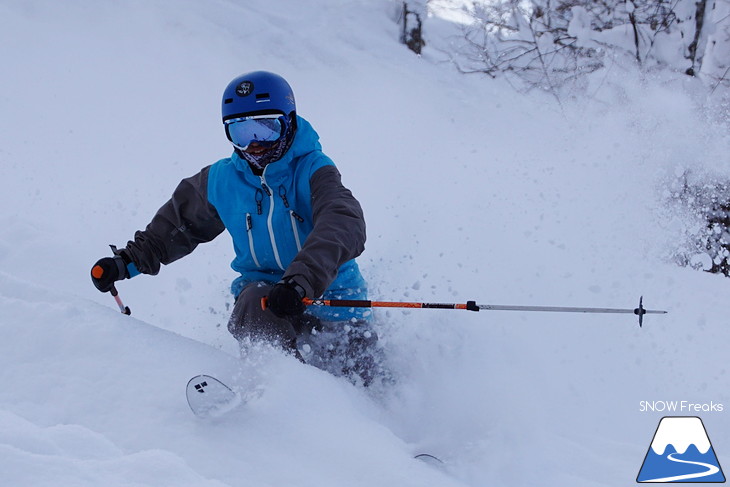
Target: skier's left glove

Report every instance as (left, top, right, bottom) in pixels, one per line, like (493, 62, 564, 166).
(91, 255, 129, 293)
(267, 277, 307, 318)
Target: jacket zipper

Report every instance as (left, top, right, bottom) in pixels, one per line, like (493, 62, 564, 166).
(246, 213, 261, 268)
(255, 189, 263, 215)
(279, 185, 302, 252)
(260, 174, 285, 270)
(279, 185, 290, 208)
(289, 210, 303, 251)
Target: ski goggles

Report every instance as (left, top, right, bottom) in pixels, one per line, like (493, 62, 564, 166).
(225, 114, 288, 151)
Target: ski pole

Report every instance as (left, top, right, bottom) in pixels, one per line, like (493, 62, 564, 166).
(110, 284, 131, 315)
(282, 296, 665, 327)
(105, 244, 131, 315)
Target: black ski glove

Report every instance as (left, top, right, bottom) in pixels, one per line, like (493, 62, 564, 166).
(267, 277, 307, 318)
(91, 255, 129, 293)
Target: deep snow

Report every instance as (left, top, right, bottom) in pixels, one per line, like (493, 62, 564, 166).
(1, 0, 729, 486)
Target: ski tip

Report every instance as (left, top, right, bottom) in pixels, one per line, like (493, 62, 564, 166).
(186, 374, 241, 419)
(414, 453, 444, 466)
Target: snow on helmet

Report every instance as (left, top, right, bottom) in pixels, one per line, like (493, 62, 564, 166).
(221, 71, 296, 122)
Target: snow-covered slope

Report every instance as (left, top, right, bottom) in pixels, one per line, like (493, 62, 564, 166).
(1, 1, 729, 486)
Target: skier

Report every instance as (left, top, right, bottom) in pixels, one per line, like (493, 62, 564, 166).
(90, 71, 377, 385)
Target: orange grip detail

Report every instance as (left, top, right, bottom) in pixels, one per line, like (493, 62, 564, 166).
(91, 265, 105, 279)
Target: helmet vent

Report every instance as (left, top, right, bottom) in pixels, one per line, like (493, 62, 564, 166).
(224, 98, 234, 104)
(256, 93, 270, 101)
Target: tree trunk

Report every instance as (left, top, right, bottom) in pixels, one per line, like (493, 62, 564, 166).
(686, 0, 708, 75)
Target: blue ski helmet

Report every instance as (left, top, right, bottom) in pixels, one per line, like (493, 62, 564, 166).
(221, 71, 296, 123)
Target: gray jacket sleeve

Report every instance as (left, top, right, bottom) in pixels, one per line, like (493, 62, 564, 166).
(283, 165, 366, 297)
(123, 166, 225, 275)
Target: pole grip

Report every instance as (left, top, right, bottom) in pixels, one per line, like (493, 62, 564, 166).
(305, 298, 374, 308)
(261, 297, 366, 310)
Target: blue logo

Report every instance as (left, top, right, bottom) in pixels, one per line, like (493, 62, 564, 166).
(637, 416, 725, 483)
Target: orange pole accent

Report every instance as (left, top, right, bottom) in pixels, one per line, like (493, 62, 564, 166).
(91, 265, 104, 279)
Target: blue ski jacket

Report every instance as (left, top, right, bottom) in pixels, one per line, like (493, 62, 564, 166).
(122, 116, 368, 322)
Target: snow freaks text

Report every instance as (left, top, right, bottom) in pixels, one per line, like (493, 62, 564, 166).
(639, 401, 724, 413)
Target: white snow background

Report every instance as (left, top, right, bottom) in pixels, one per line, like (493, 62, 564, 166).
(1, 0, 729, 486)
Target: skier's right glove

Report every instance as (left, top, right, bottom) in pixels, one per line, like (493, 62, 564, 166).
(90, 255, 129, 293)
(267, 277, 307, 318)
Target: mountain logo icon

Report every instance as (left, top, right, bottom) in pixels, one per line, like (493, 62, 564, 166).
(637, 416, 725, 483)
